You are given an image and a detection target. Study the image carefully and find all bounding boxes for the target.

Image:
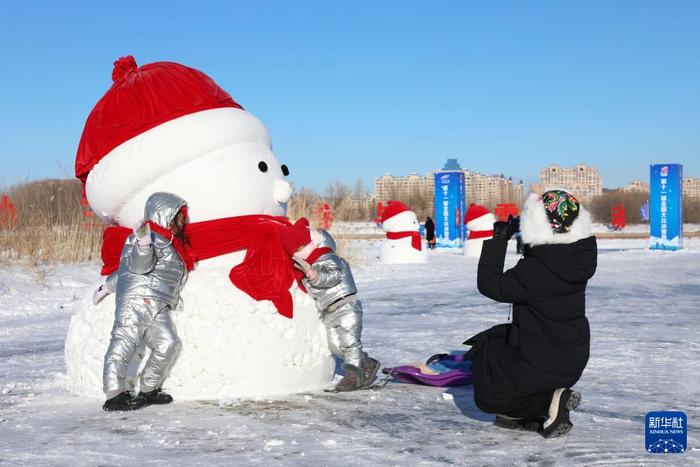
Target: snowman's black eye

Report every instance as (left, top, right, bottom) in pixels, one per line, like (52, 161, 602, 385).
(258, 161, 268, 173)
(281, 164, 289, 176)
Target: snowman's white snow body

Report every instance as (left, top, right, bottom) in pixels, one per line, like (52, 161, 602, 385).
(65, 107, 335, 400)
(380, 210, 428, 264)
(464, 213, 496, 258)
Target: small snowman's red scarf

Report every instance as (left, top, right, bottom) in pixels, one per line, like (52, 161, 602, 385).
(100, 215, 299, 318)
(468, 229, 493, 240)
(386, 231, 422, 251)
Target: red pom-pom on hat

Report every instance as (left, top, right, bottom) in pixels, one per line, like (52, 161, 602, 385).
(380, 200, 409, 224)
(112, 55, 138, 82)
(465, 203, 491, 224)
(281, 218, 312, 256)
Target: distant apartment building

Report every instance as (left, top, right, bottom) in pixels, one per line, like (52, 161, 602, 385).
(375, 172, 435, 203)
(344, 192, 375, 216)
(617, 176, 700, 198)
(375, 159, 524, 212)
(463, 170, 524, 208)
(539, 164, 602, 201)
(622, 179, 649, 192)
(684, 176, 700, 199)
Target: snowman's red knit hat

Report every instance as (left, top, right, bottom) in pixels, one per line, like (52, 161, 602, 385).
(380, 201, 409, 224)
(75, 55, 243, 184)
(465, 203, 491, 224)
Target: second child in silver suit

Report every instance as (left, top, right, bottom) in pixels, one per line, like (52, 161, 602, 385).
(282, 218, 380, 391)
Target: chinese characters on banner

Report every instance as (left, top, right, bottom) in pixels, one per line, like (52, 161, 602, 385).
(433, 171, 465, 248)
(649, 164, 683, 250)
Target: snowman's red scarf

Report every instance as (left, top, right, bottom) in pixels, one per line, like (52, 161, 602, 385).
(386, 231, 422, 251)
(100, 215, 299, 318)
(468, 229, 494, 240)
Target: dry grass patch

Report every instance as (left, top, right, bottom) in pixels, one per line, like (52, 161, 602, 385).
(0, 179, 103, 265)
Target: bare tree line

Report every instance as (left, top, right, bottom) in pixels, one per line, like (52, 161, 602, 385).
(587, 191, 700, 224)
(381, 185, 433, 220)
(4, 179, 700, 266)
(0, 178, 382, 264)
(288, 180, 380, 223)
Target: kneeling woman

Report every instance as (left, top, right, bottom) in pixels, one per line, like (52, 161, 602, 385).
(465, 190, 597, 438)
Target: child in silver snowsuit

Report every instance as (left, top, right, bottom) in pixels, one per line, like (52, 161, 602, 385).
(93, 192, 191, 411)
(282, 218, 380, 391)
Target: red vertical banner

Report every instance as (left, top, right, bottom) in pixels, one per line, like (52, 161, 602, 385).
(80, 193, 97, 229)
(312, 203, 333, 230)
(0, 195, 16, 227)
(80, 195, 94, 216)
(375, 202, 385, 225)
(611, 204, 626, 230)
(494, 203, 519, 221)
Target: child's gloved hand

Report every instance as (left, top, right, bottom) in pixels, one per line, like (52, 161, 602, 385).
(133, 219, 151, 246)
(293, 257, 312, 274)
(92, 284, 111, 305)
(293, 257, 319, 284)
(306, 269, 319, 284)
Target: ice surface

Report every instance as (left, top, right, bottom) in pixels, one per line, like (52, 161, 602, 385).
(1, 237, 699, 465)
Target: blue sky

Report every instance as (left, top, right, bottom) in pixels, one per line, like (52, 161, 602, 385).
(0, 1, 698, 192)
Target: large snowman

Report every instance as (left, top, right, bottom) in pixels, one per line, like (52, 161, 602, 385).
(379, 201, 427, 264)
(65, 56, 334, 400)
(464, 203, 496, 258)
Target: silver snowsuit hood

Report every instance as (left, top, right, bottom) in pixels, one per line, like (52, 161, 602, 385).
(109, 192, 189, 309)
(316, 229, 337, 251)
(303, 230, 357, 312)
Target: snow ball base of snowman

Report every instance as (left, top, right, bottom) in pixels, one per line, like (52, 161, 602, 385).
(65, 260, 335, 401)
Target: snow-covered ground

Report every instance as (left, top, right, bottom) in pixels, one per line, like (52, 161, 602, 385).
(1, 238, 699, 466)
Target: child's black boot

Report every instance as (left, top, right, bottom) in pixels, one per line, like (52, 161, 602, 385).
(139, 388, 174, 405)
(103, 391, 150, 411)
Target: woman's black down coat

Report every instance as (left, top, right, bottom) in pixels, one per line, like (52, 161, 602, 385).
(464, 236, 597, 415)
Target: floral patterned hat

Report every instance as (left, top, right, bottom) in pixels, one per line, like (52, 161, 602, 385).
(541, 190, 580, 234)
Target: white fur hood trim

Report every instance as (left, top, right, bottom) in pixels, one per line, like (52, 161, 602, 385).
(520, 193, 592, 246)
